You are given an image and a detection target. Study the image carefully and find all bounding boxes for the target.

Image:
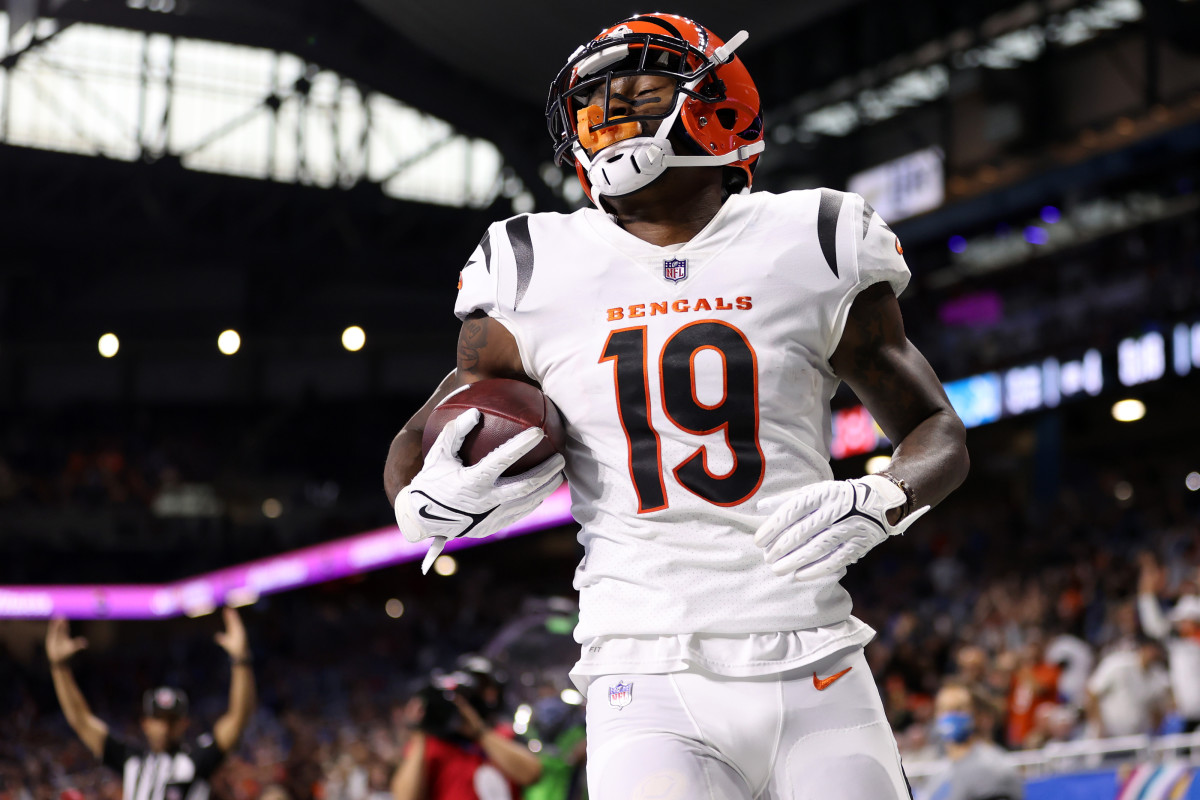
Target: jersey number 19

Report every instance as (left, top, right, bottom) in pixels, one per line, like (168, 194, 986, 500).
(600, 320, 765, 513)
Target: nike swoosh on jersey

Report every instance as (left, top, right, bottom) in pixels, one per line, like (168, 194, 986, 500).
(813, 666, 852, 691)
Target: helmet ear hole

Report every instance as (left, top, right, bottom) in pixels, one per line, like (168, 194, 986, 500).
(737, 113, 764, 141)
(715, 108, 738, 130)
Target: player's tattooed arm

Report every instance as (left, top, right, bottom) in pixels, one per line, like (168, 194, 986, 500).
(830, 283, 969, 520)
(384, 312, 531, 503)
(457, 315, 488, 375)
(456, 311, 529, 381)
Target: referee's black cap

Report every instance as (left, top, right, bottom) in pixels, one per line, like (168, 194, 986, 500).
(142, 687, 189, 719)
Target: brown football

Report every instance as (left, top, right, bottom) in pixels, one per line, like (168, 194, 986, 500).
(422, 379, 566, 477)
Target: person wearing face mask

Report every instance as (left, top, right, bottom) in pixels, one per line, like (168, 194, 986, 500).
(923, 684, 1024, 800)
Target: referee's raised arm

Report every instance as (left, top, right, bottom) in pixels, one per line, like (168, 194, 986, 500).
(212, 606, 257, 752)
(46, 618, 109, 758)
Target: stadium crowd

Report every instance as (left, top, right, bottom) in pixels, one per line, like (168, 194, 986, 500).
(2, 453, 1198, 798)
(853, 461, 1200, 757)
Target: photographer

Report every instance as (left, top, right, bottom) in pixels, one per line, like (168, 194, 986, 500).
(391, 657, 541, 800)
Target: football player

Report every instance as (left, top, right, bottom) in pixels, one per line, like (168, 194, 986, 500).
(384, 13, 969, 798)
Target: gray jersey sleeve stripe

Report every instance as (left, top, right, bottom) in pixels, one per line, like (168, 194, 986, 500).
(817, 188, 843, 277)
(507, 215, 535, 310)
(862, 200, 875, 239)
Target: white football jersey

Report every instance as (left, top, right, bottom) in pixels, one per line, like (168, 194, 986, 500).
(454, 189, 909, 643)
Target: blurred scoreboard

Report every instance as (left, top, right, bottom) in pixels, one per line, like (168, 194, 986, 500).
(831, 320, 1200, 459)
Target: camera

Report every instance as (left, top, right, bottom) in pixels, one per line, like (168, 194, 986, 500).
(415, 656, 505, 741)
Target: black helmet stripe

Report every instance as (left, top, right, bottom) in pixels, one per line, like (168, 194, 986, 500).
(624, 14, 684, 40)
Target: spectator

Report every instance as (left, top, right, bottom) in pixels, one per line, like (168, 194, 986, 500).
(1005, 635, 1061, 748)
(953, 646, 1006, 744)
(1084, 636, 1170, 737)
(1137, 557, 1200, 733)
(1045, 627, 1093, 707)
(1026, 703, 1078, 749)
(922, 684, 1024, 800)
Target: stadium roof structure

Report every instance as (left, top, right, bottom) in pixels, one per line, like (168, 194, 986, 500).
(2, 0, 1194, 402)
(353, 0, 864, 106)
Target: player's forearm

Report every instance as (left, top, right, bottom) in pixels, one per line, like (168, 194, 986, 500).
(384, 370, 462, 503)
(479, 730, 543, 786)
(882, 407, 969, 520)
(385, 429, 427, 504)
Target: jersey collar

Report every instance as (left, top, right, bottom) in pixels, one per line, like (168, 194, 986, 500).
(580, 191, 760, 263)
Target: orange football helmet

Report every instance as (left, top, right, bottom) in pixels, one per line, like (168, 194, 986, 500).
(546, 13, 765, 204)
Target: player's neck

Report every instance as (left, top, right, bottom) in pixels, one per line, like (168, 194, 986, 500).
(603, 169, 727, 248)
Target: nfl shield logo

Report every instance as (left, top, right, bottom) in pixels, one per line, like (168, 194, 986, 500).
(663, 258, 687, 283)
(608, 680, 634, 710)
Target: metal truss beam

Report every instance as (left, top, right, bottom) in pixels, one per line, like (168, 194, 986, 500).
(45, 0, 565, 212)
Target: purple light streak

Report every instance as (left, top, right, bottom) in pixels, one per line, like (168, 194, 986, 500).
(0, 484, 575, 620)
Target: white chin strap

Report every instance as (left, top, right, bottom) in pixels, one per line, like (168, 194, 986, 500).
(571, 30, 766, 205)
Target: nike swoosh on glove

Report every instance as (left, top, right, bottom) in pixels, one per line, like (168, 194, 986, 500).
(754, 474, 930, 580)
(395, 408, 565, 573)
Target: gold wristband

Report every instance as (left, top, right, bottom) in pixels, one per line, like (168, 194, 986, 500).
(876, 472, 915, 517)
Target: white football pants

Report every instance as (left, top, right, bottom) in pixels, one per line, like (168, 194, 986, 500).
(584, 647, 912, 800)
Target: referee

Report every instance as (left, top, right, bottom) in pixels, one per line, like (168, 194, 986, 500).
(46, 608, 256, 800)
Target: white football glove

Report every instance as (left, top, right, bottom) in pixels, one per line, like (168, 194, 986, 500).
(755, 475, 930, 580)
(395, 408, 565, 573)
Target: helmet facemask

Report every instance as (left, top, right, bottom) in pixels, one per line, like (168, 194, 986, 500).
(546, 23, 763, 205)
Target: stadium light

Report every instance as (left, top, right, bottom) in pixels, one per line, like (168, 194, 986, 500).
(1186, 472, 1200, 492)
(342, 325, 366, 352)
(98, 333, 120, 358)
(385, 598, 405, 618)
(561, 689, 584, 706)
(433, 555, 458, 576)
(1111, 398, 1146, 422)
(513, 704, 533, 735)
(865, 456, 892, 474)
(261, 498, 283, 518)
(218, 329, 241, 355)
(1114, 481, 1134, 502)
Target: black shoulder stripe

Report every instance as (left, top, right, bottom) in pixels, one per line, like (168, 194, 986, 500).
(862, 201, 875, 239)
(480, 229, 492, 273)
(817, 188, 843, 278)
(507, 216, 535, 310)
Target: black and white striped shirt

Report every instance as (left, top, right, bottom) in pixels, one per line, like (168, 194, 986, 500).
(102, 733, 225, 800)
